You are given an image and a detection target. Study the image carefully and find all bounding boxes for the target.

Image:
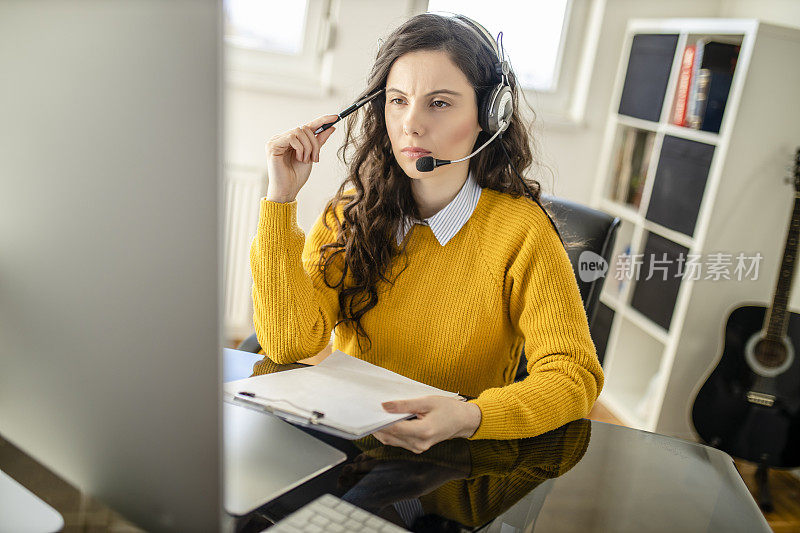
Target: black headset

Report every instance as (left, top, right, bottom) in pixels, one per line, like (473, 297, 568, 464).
(448, 15, 514, 136)
(448, 14, 566, 247)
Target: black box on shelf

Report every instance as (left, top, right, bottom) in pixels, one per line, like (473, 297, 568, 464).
(618, 34, 679, 122)
(630, 232, 690, 330)
(645, 135, 715, 236)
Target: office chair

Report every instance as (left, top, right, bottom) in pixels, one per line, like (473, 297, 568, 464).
(238, 195, 621, 382)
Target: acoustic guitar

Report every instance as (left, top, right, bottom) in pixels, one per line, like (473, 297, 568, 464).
(692, 148, 800, 472)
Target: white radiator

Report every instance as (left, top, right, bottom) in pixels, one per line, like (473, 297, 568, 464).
(223, 164, 265, 343)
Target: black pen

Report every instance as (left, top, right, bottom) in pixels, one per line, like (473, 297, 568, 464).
(313, 88, 385, 134)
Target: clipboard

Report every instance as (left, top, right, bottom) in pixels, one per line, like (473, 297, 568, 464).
(227, 393, 419, 440)
(222, 350, 464, 440)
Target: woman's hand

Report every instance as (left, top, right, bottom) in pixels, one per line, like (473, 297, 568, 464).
(264, 114, 339, 202)
(372, 396, 482, 454)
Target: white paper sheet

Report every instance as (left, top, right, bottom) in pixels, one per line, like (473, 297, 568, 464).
(223, 350, 462, 436)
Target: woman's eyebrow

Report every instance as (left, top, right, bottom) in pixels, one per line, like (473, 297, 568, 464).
(385, 87, 462, 97)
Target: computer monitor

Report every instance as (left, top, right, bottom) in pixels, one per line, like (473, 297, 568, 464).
(0, 1, 222, 531)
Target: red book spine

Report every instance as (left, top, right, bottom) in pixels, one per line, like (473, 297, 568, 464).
(673, 45, 695, 126)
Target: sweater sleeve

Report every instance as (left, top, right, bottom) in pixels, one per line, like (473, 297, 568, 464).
(468, 212, 604, 440)
(250, 198, 343, 364)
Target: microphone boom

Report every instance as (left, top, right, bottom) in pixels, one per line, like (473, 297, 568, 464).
(413, 127, 505, 172)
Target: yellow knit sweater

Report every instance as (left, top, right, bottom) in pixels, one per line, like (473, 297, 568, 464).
(250, 187, 604, 440)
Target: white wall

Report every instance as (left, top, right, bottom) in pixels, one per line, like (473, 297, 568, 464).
(719, 0, 800, 26)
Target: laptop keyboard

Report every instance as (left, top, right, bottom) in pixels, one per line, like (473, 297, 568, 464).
(266, 493, 409, 532)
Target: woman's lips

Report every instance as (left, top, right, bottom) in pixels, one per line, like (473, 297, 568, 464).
(400, 148, 432, 160)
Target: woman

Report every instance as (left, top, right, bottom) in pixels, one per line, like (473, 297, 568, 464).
(252, 13, 603, 453)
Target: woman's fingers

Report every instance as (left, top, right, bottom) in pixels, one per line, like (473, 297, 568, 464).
(305, 114, 339, 131)
(372, 430, 400, 448)
(298, 125, 320, 163)
(266, 114, 339, 164)
(303, 114, 339, 160)
(382, 397, 434, 415)
(372, 418, 434, 454)
(286, 133, 305, 162)
(293, 127, 312, 163)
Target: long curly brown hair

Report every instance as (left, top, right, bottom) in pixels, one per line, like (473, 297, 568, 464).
(317, 13, 549, 351)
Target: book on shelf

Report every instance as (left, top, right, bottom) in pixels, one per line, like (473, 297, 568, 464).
(683, 39, 740, 132)
(610, 129, 654, 209)
(685, 38, 707, 129)
(612, 243, 632, 295)
(627, 131, 655, 207)
(698, 69, 734, 133)
(672, 44, 695, 126)
(691, 69, 712, 128)
(612, 129, 636, 204)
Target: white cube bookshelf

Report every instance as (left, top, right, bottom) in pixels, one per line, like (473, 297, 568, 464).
(591, 19, 800, 439)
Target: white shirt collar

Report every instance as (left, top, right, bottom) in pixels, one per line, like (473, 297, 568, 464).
(396, 171, 482, 247)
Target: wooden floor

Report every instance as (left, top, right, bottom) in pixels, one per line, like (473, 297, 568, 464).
(735, 461, 800, 533)
(587, 402, 800, 533)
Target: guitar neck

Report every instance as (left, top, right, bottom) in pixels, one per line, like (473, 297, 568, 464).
(765, 192, 800, 340)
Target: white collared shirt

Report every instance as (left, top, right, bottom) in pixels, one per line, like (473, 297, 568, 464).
(395, 171, 482, 247)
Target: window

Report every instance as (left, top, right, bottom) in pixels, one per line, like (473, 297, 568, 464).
(424, 0, 604, 125)
(224, 0, 334, 96)
(427, 0, 571, 92)
(224, 0, 308, 54)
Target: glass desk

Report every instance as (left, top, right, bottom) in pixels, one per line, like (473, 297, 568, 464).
(230, 352, 771, 533)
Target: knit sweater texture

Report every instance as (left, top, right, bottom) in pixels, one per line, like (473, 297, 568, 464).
(250, 187, 604, 440)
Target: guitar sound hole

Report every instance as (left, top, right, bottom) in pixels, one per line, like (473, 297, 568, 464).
(754, 339, 787, 368)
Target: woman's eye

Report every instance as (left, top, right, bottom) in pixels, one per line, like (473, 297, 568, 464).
(388, 98, 448, 108)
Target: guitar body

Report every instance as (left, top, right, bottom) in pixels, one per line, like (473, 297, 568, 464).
(692, 305, 800, 467)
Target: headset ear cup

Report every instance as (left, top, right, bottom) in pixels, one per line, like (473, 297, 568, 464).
(480, 85, 513, 134)
(479, 85, 500, 133)
(493, 86, 514, 134)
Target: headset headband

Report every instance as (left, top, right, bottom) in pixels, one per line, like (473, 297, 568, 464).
(447, 14, 510, 84)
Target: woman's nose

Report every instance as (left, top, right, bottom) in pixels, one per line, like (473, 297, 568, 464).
(402, 103, 425, 136)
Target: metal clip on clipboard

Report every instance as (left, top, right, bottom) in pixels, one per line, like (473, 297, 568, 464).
(234, 391, 325, 425)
